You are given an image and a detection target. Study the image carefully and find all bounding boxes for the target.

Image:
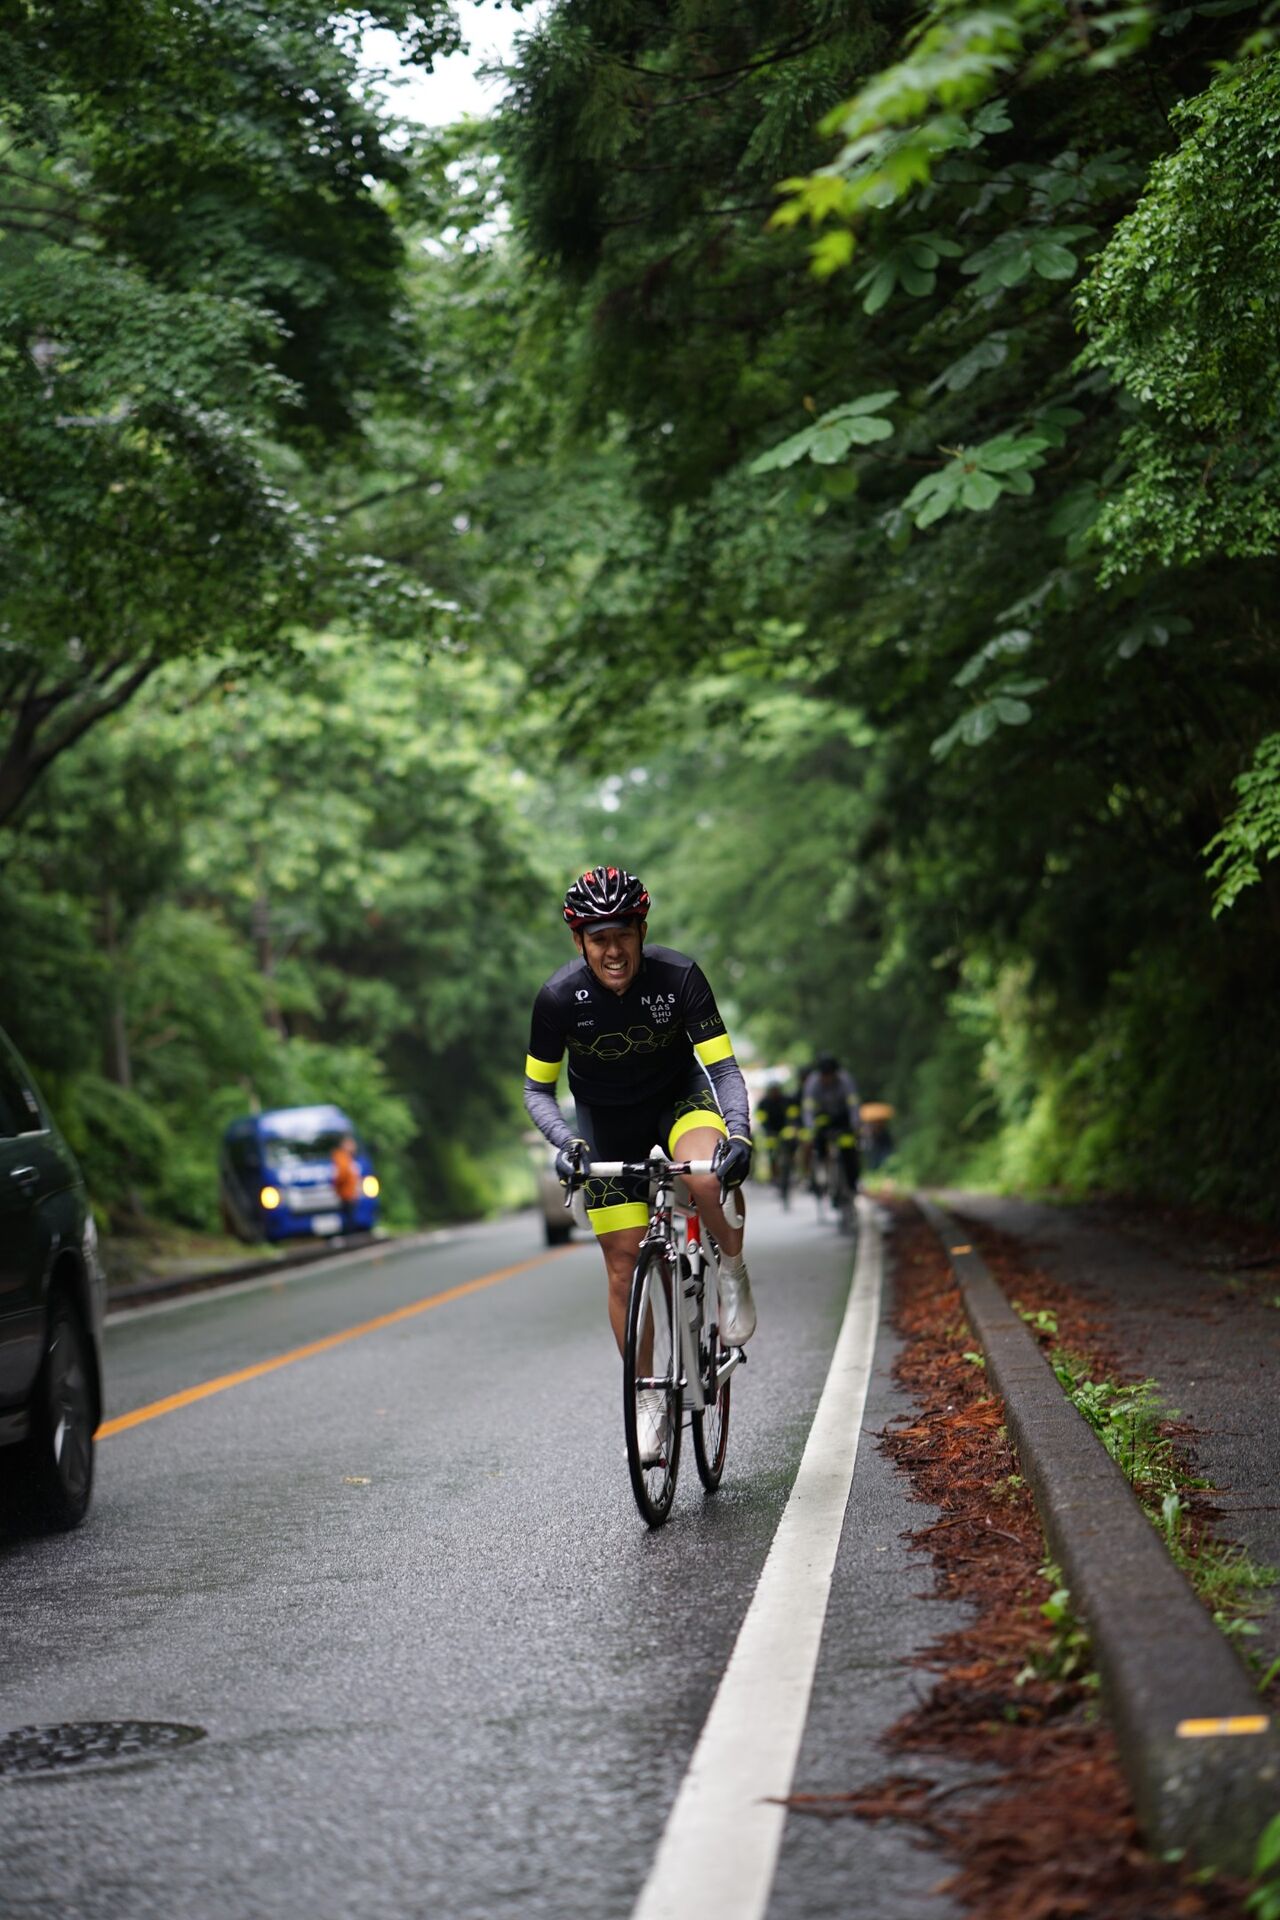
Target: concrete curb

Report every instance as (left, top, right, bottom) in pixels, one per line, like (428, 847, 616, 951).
(916, 1191, 1280, 1876)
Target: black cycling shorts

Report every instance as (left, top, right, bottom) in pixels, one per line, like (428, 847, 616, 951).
(574, 1063, 726, 1234)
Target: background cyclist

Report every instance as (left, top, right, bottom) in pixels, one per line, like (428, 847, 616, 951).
(753, 1079, 790, 1181)
(522, 869, 757, 1441)
(802, 1052, 861, 1198)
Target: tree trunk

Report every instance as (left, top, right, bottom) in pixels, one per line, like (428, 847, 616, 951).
(101, 889, 133, 1091)
(100, 888, 146, 1229)
(252, 883, 288, 1037)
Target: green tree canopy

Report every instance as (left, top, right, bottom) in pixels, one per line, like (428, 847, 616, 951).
(494, 0, 1280, 1214)
(0, 0, 450, 823)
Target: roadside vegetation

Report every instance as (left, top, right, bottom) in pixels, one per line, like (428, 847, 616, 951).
(821, 1200, 1253, 1918)
(3, 0, 1279, 1242)
(1029, 1314, 1279, 1651)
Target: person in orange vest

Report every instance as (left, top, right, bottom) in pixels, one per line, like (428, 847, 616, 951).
(331, 1133, 361, 1238)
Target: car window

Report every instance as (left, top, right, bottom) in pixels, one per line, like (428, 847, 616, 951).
(0, 1047, 45, 1138)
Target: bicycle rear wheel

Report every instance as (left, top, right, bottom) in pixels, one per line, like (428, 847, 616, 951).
(623, 1244, 683, 1527)
(692, 1298, 730, 1491)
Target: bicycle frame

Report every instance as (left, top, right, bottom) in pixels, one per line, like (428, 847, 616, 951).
(580, 1148, 746, 1415)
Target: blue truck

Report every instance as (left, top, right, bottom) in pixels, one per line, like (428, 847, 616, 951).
(219, 1105, 380, 1244)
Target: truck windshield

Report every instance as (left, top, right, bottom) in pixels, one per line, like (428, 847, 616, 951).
(262, 1130, 346, 1160)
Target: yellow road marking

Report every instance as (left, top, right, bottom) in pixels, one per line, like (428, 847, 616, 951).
(1176, 1715, 1271, 1738)
(98, 1248, 573, 1440)
(950, 1244, 973, 1255)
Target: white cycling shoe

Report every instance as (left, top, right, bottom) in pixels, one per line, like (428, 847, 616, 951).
(718, 1258, 757, 1345)
(637, 1388, 668, 1467)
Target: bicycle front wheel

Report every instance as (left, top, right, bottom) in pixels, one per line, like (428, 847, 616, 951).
(623, 1244, 683, 1527)
(812, 1157, 827, 1220)
(830, 1156, 853, 1234)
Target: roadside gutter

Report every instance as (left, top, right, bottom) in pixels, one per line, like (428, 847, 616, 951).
(106, 1228, 444, 1312)
(916, 1191, 1280, 1877)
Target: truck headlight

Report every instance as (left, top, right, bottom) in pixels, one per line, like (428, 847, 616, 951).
(362, 1175, 380, 1198)
(260, 1185, 281, 1210)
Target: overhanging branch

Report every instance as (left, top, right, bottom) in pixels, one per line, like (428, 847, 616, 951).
(0, 654, 162, 828)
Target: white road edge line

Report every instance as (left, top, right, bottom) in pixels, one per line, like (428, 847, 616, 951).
(631, 1195, 885, 1920)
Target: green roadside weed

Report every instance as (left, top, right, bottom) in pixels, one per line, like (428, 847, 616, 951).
(1022, 1315, 1278, 1656)
(1246, 1812, 1280, 1920)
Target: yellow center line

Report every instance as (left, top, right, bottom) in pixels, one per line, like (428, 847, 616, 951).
(98, 1247, 574, 1440)
(1176, 1715, 1271, 1739)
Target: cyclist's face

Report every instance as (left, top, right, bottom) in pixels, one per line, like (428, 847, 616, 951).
(576, 922, 643, 994)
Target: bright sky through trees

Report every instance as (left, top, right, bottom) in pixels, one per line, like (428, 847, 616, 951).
(363, 3, 545, 126)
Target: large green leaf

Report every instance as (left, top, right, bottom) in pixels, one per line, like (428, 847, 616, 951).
(750, 394, 899, 473)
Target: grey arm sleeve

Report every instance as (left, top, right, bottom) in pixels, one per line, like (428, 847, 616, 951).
(704, 1054, 750, 1139)
(523, 1079, 575, 1153)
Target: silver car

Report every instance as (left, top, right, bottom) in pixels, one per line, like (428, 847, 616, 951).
(0, 1028, 105, 1531)
(524, 1130, 578, 1247)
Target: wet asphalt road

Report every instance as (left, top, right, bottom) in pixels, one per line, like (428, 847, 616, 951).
(0, 1195, 968, 1920)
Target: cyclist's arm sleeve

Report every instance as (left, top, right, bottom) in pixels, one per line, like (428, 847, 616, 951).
(684, 964, 750, 1138)
(523, 990, 574, 1152)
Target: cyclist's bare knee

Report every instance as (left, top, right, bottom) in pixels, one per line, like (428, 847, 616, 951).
(600, 1230, 641, 1286)
(685, 1171, 745, 1256)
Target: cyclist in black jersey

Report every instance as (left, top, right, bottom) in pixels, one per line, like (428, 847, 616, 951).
(754, 1080, 798, 1189)
(803, 1052, 861, 1195)
(754, 1081, 789, 1145)
(523, 867, 757, 1408)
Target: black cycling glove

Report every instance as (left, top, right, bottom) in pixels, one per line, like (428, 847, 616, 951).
(712, 1133, 752, 1193)
(554, 1137, 591, 1187)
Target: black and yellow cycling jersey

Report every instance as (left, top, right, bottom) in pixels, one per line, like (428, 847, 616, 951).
(524, 944, 747, 1119)
(753, 1090, 784, 1133)
(810, 1108, 861, 1188)
(523, 944, 750, 1232)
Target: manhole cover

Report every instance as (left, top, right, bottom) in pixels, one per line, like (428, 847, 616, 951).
(0, 1721, 207, 1779)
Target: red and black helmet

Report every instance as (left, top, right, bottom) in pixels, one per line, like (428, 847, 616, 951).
(563, 865, 651, 930)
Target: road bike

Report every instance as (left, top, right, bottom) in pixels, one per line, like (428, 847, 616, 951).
(826, 1134, 857, 1237)
(769, 1131, 796, 1210)
(811, 1127, 857, 1237)
(567, 1149, 746, 1528)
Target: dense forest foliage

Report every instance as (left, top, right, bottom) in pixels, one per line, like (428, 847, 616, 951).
(3, 0, 1279, 1243)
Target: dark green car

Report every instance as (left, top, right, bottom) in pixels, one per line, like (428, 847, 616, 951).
(0, 1028, 105, 1531)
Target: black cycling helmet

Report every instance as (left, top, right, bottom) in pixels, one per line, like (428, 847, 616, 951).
(816, 1051, 839, 1073)
(563, 864, 651, 930)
